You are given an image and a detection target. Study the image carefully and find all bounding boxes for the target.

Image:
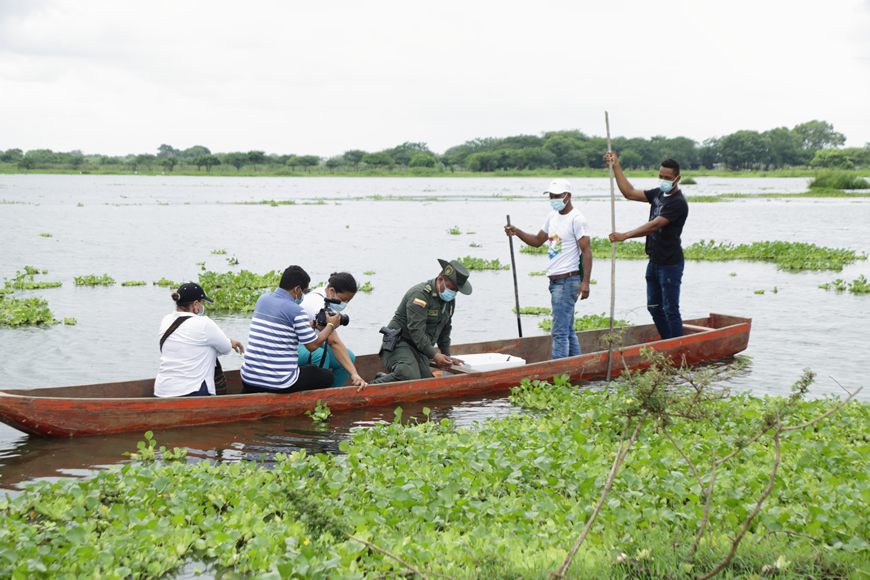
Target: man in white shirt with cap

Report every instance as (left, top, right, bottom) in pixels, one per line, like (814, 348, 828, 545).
(504, 178, 592, 359)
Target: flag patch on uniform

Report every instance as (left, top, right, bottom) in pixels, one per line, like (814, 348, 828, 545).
(413, 298, 427, 307)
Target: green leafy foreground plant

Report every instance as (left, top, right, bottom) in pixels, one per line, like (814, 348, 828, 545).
(549, 349, 863, 578)
(2, 368, 868, 579)
(305, 400, 332, 423)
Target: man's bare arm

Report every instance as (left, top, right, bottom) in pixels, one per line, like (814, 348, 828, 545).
(604, 152, 647, 202)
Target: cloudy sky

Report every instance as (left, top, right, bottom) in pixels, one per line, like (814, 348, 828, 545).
(1, 0, 868, 157)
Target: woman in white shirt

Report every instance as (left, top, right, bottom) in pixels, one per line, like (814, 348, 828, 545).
(154, 283, 244, 397)
(298, 272, 367, 390)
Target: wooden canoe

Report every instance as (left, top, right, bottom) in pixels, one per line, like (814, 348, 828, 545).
(0, 313, 750, 437)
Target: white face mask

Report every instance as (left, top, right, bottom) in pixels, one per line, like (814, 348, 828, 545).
(659, 178, 678, 193)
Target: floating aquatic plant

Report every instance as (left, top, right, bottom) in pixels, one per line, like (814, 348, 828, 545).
(121, 281, 146, 286)
(74, 274, 115, 286)
(538, 312, 632, 332)
(457, 256, 509, 271)
(0, 297, 59, 326)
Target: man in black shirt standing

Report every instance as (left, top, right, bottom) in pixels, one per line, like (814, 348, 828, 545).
(604, 153, 690, 339)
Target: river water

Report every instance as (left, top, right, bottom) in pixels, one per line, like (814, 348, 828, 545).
(1, 174, 869, 493)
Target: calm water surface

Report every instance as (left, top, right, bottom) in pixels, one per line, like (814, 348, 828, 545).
(2, 175, 869, 494)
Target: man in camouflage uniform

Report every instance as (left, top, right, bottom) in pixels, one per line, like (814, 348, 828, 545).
(369, 259, 472, 384)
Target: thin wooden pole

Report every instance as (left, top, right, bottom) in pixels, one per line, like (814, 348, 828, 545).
(506, 215, 523, 337)
(605, 112, 617, 381)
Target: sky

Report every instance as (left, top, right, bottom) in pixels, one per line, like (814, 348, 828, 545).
(1, 0, 869, 157)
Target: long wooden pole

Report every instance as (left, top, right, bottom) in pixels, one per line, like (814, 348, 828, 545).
(506, 215, 523, 337)
(605, 112, 617, 381)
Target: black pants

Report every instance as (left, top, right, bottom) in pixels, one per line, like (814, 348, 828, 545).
(241, 364, 333, 394)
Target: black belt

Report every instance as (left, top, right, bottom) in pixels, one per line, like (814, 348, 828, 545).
(548, 270, 580, 281)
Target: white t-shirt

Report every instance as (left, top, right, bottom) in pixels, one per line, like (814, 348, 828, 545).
(541, 208, 591, 276)
(300, 289, 328, 322)
(154, 312, 233, 397)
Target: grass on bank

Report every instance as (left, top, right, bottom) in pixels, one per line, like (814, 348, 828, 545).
(1, 356, 867, 579)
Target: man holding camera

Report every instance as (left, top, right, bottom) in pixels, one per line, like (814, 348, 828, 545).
(240, 265, 340, 394)
(369, 259, 472, 384)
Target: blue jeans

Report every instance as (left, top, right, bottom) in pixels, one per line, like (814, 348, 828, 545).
(298, 344, 355, 389)
(646, 260, 684, 340)
(182, 380, 211, 397)
(549, 275, 582, 360)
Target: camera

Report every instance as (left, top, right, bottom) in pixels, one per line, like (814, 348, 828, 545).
(315, 297, 349, 327)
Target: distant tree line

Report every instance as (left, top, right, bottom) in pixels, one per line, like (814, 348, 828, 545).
(2, 120, 868, 174)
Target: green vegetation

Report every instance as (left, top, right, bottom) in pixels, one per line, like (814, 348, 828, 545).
(63, 318, 77, 325)
(358, 281, 373, 293)
(226, 255, 239, 266)
(446, 225, 461, 235)
(2, 356, 866, 578)
(38, 233, 52, 237)
(586, 238, 867, 272)
(729, 272, 737, 276)
(305, 400, 332, 423)
(808, 170, 870, 190)
(819, 274, 870, 294)
(680, 176, 698, 184)
(528, 270, 547, 276)
(469, 242, 481, 248)
(74, 274, 115, 286)
(198, 270, 280, 313)
(236, 199, 297, 206)
(512, 306, 551, 315)
(121, 281, 146, 287)
(6, 120, 865, 177)
(539, 312, 632, 332)
(755, 289, 766, 295)
(363, 270, 376, 275)
(686, 195, 729, 202)
(457, 256, 510, 271)
(520, 244, 547, 255)
(211, 249, 227, 255)
(0, 297, 59, 326)
(4, 269, 62, 291)
(153, 278, 180, 287)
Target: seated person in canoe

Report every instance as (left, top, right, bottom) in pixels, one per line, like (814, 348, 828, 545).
(154, 283, 245, 398)
(240, 265, 340, 394)
(369, 259, 471, 384)
(298, 272, 368, 390)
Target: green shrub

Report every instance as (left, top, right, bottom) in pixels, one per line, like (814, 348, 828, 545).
(808, 170, 870, 190)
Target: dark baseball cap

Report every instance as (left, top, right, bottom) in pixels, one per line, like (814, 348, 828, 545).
(437, 258, 472, 295)
(177, 282, 214, 303)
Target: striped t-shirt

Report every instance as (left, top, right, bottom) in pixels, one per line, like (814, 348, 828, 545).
(240, 289, 317, 389)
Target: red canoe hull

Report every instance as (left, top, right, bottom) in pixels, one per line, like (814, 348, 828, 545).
(0, 314, 750, 437)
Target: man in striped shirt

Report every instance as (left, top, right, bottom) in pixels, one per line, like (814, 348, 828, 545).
(240, 265, 340, 394)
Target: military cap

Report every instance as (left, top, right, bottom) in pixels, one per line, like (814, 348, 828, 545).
(437, 258, 472, 295)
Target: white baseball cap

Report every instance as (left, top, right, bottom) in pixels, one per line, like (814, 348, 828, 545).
(544, 178, 572, 195)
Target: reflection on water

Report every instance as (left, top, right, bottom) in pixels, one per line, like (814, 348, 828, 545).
(0, 391, 524, 493)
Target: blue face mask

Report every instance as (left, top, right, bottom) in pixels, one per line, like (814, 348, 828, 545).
(294, 296, 304, 305)
(439, 287, 457, 302)
(550, 197, 567, 212)
(658, 178, 678, 193)
(332, 300, 347, 312)
(197, 303, 205, 316)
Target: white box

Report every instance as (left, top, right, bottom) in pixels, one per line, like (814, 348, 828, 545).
(456, 353, 526, 372)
